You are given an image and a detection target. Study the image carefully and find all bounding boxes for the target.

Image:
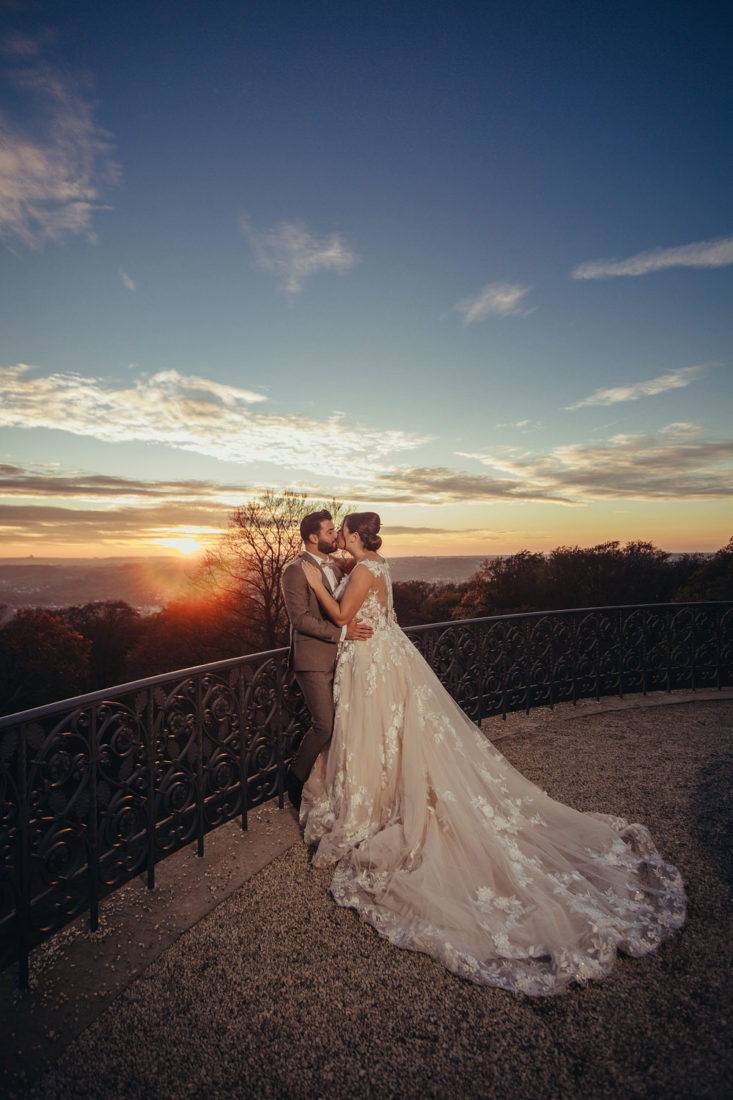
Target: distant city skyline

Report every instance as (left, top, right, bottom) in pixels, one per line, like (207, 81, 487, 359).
(1, 1, 731, 558)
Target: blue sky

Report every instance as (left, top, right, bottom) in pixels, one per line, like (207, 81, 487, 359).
(1, 0, 731, 557)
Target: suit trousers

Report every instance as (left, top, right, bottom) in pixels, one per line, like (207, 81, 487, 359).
(292, 669, 335, 782)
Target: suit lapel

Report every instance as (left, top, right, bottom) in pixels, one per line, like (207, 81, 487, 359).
(300, 552, 334, 597)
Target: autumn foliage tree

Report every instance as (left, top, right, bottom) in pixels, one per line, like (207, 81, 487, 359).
(195, 491, 346, 651)
(675, 536, 733, 601)
(456, 540, 717, 620)
(123, 593, 245, 680)
(457, 550, 548, 618)
(60, 601, 143, 691)
(392, 581, 466, 626)
(0, 610, 91, 715)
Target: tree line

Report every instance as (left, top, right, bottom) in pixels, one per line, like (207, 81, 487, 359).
(393, 537, 733, 625)
(1, 491, 730, 715)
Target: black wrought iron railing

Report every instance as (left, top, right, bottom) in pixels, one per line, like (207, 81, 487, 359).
(1, 601, 732, 987)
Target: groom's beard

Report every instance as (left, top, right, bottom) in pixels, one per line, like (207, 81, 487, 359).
(317, 537, 337, 554)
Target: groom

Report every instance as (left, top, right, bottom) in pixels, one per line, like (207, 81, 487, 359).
(281, 509, 372, 811)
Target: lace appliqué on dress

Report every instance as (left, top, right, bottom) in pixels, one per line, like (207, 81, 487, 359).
(301, 559, 687, 996)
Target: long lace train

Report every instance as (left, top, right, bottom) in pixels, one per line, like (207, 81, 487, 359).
(301, 560, 686, 996)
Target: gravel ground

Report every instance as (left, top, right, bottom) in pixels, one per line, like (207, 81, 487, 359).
(20, 699, 733, 1099)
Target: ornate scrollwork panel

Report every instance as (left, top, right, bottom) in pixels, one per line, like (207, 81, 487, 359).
(242, 654, 291, 808)
(200, 673, 242, 828)
(17, 712, 94, 952)
(96, 701, 148, 886)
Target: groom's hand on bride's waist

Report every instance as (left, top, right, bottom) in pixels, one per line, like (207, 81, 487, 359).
(346, 618, 373, 641)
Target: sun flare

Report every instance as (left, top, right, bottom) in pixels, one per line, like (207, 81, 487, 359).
(154, 537, 203, 555)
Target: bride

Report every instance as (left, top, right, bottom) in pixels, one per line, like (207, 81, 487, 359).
(299, 512, 686, 996)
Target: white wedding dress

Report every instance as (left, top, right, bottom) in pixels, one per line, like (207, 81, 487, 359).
(301, 559, 687, 996)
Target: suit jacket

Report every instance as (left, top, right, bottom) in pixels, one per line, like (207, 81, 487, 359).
(281, 553, 343, 672)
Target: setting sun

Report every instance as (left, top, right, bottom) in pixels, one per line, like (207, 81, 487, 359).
(153, 537, 203, 556)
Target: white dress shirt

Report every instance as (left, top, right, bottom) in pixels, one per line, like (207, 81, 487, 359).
(306, 551, 338, 590)
(305, 552, 346, 641)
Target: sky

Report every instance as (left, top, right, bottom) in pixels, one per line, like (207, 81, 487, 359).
(1, 0, 731, 559)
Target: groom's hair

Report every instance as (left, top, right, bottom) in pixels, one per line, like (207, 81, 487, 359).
(300, 509, 332, 545)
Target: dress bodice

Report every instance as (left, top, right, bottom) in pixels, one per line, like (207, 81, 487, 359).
(339, 558, 393, 632)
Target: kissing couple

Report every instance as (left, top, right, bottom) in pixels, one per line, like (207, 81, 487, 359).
(281, 509, 686, 995)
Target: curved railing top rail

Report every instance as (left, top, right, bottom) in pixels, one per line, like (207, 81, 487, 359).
(0, 644, 290, 728)
(404, 600, 733, 633)
(2, 601, 731, 728)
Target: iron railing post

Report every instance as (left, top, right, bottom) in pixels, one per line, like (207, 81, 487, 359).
(145, 688, 156, 892)
(195, 676, 204, 860)
(87, 704, 100, 933)
(16, 725, 30, 990)
(238, 665, 248, 833)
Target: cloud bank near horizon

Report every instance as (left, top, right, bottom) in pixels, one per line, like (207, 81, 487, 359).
(0, 462, 514, 549)
(460, 423, 733, 502)
(2, 417, 731, 553)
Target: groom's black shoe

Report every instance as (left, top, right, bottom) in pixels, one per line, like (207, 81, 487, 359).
(286, 768, 303, 812)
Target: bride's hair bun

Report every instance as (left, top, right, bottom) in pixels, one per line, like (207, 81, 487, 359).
(346, 511, 382, 551)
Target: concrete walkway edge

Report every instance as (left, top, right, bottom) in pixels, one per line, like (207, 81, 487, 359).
(1, 801, 301, 1094)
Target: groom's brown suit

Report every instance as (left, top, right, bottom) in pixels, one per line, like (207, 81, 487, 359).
(281, 553, 343, 782)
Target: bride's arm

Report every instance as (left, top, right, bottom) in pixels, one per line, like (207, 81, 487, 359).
(302, 561, 372, 626)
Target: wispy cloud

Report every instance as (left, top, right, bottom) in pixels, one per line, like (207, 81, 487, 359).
(0, 34, 120, 249)
(461, 424, 733, 501)
(119, 269, 135, 291)
(495, 418, 536, 430)
(239, 216, 359, 293)
(572, 234, 733, 279)
(565, 364, 708, 410)
(0, 463, 246, 503)
(453, 282, 533, 325)
(0, 501, 224, 548)
(382, 525, 513, 541)
(354, 466, 573, 506)
(0, 462, 252, 547)
(0, 364, 426, 478)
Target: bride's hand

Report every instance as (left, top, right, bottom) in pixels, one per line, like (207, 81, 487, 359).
(302, 561, 324, 590)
